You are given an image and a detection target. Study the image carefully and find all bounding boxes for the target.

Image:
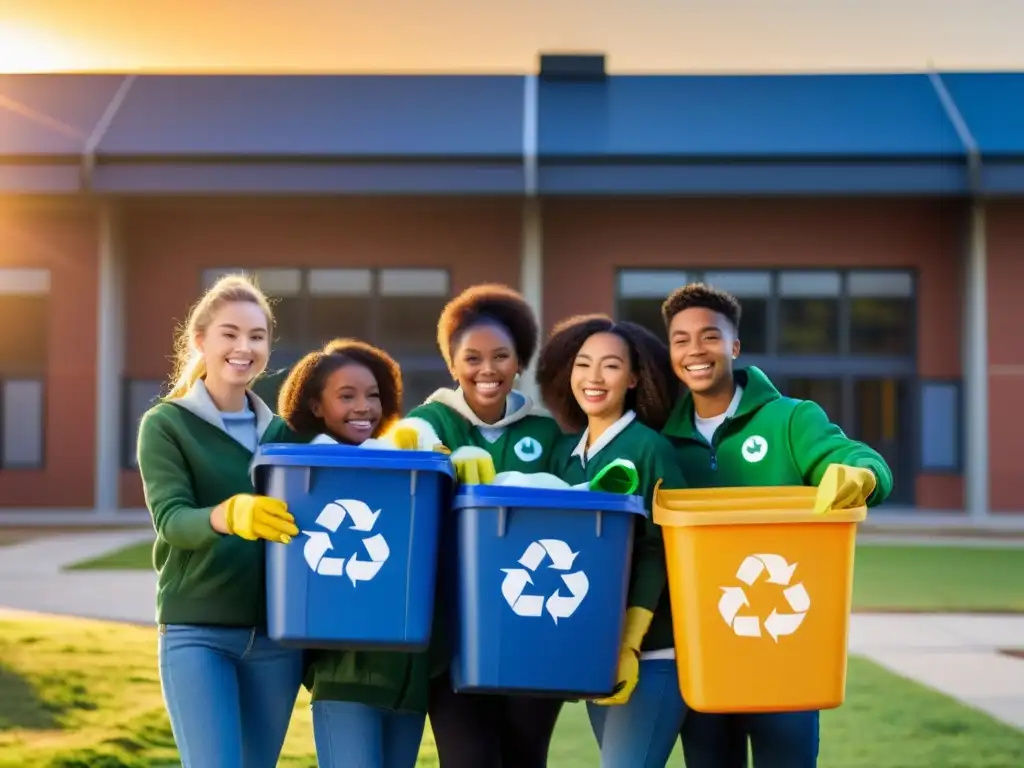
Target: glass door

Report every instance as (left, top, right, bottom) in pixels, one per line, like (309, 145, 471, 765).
(852, 377, 914, 505)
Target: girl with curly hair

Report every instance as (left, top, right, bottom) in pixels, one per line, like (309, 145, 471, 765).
(388, 284, 566, 768)
(536, 314, 688, 768)
(276, 338, 429, 768)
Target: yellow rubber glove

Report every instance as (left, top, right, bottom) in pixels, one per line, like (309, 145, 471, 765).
(814, 464, 877, 515)
(594, 606, 654, 706)
(223, 495, 298, 544)
(449, 446, 497, 485)
(388, 426, 421, 451)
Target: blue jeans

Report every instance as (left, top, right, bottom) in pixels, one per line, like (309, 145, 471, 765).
(587, 658, 705, 768)
(681, 710, 819, 768)
(312, 700, 425, 768)
(158, 624, 303, 768)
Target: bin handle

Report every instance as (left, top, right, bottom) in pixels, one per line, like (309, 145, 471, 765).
(595, 510, 603, 538)
(496, 507, 508, 537)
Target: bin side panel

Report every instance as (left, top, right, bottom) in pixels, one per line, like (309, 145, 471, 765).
(453, 503, 635, 698)
(666, 520, 857, 713)
(265, 464, 445, 651)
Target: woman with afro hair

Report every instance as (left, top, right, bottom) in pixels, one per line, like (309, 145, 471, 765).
(537, 314, 689, 768)
(276, 338, 431, 768)
(387, 284, 566, 768)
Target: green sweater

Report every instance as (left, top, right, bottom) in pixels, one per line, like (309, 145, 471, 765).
(552, 414, 685, 652)
(662, 367, 893, 503)
(136, 389, 299, 628)
(406, 390, 563, 474)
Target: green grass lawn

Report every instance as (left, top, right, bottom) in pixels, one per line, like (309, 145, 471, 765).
(68, 540, 1024, 613)
(1, 613, 1022, 767)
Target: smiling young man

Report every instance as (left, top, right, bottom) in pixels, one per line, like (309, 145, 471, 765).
(658, 282, 893, 768)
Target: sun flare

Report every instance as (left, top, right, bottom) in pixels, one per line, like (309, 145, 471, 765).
(0, 21, 78, 73)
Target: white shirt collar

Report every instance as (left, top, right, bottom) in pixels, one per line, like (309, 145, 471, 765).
(571, 410, 637, 465)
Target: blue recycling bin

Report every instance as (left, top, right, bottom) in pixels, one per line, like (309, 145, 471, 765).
(252, 443, 454, 651)
(449, 485, 646, 698)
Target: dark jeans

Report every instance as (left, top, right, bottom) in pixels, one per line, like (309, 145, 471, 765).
(681, 709, 819, 768)
(428, 675, 564, 767)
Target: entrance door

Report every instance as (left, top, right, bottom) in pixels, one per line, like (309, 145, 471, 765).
(851, 377, 914, 505)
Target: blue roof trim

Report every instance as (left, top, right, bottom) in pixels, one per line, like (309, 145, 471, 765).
(939, 73, 1024, 158)
(538, 161, 969, 196)
(6, 71, 1024, 195)
(0, 75, 126, 156)
(90, 161, 525, 195)
(0, 162, 81, 194)
(95, 75, 525, 159)
(538, 74, 965, 160)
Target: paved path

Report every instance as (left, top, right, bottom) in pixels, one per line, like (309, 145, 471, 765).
(1, 533, 1022, 730)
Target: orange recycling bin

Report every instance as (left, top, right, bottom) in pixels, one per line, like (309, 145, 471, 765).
(654, 484, 866, 714)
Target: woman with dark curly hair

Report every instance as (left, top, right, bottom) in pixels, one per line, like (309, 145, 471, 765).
(387, 283, 566, 768)
(537, 314, 689, 768)
(278, 338, 403, 444)
(276, 338, 430, 768)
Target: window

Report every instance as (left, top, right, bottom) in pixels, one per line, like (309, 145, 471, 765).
(0, 268, 49, 468)
(198, 267, 451, 414)
(616, 268, 915, 361)
(919, 380, 961, 472)
(123, 379, 163, 469)
(848, 271, 915, 356)
(778, 271, 841, 354)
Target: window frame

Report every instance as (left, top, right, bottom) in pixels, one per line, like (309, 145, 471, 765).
(0, 377, 46, 469)
(916, 378, 963, 474)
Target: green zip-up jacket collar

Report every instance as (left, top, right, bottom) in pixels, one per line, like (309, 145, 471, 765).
(662, 366, 893, 506)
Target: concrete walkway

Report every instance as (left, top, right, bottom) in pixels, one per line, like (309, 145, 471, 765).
(1, 533, 1022, 731)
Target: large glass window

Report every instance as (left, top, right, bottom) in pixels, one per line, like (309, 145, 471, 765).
(616, 267, 919, 504)
(0, 268, 48, 468)
(778, 271, 841, 355)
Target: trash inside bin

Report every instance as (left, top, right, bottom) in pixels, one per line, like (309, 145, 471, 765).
(654, 484, 866, 713)
(449, 484, 646, 698)
(253, 443, 454, 651)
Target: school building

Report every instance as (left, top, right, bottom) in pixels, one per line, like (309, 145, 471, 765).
(0, 60, 1022, 523)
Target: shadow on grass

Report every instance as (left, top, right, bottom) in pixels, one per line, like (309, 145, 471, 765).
(0, 663, 63, 731)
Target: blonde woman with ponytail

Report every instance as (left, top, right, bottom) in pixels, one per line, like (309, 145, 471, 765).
(137, 273, 304, 768)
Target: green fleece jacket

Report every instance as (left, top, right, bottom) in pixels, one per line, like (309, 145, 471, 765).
(552, 412, 685, 652)
(136, 383, 299, 628)
(401, 387, 565, 677)
(662, 367, 893, 503)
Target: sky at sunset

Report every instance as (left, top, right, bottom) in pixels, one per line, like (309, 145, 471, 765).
(1, 0, 1023, 74)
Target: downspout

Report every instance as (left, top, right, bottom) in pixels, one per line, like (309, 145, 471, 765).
(83, 75, 135, 515)
(929, 69, 988, 522)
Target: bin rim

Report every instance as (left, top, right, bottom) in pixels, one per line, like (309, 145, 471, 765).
(453, 484, 646, 517)
(252, 442, 455, 479)
(653, 503, 866, 528)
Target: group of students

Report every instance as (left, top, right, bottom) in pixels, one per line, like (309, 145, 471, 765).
(137, 273, 892, 768)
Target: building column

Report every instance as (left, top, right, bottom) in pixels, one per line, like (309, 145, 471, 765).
(963, 200, 989, 521)
(94, 202, 125, 515)
(519, 73, 543, 402)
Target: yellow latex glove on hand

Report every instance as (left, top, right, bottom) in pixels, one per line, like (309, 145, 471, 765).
(224, 494, 298, 544)
(594, 606, 654, 706)
(814, 464, 876, 515)
(387, 425, 450, 454)
(449, 446, 497, 485)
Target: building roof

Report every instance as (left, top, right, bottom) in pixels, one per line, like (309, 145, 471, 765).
(1, 71, 1022, 195)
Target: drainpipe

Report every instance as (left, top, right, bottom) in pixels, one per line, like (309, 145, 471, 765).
(929, 70, 988, 523)
(83, 75, 134, 516)
(519, 73, 543, 403)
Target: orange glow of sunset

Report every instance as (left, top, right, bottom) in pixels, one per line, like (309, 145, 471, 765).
(0, 20, 84, 73)
(2, 0, 1024, 75)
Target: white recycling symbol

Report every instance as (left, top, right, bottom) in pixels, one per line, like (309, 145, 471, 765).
(302, 499, 390, 586)
(501, 539, 589, 624)
(718, 553, 811, 643)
